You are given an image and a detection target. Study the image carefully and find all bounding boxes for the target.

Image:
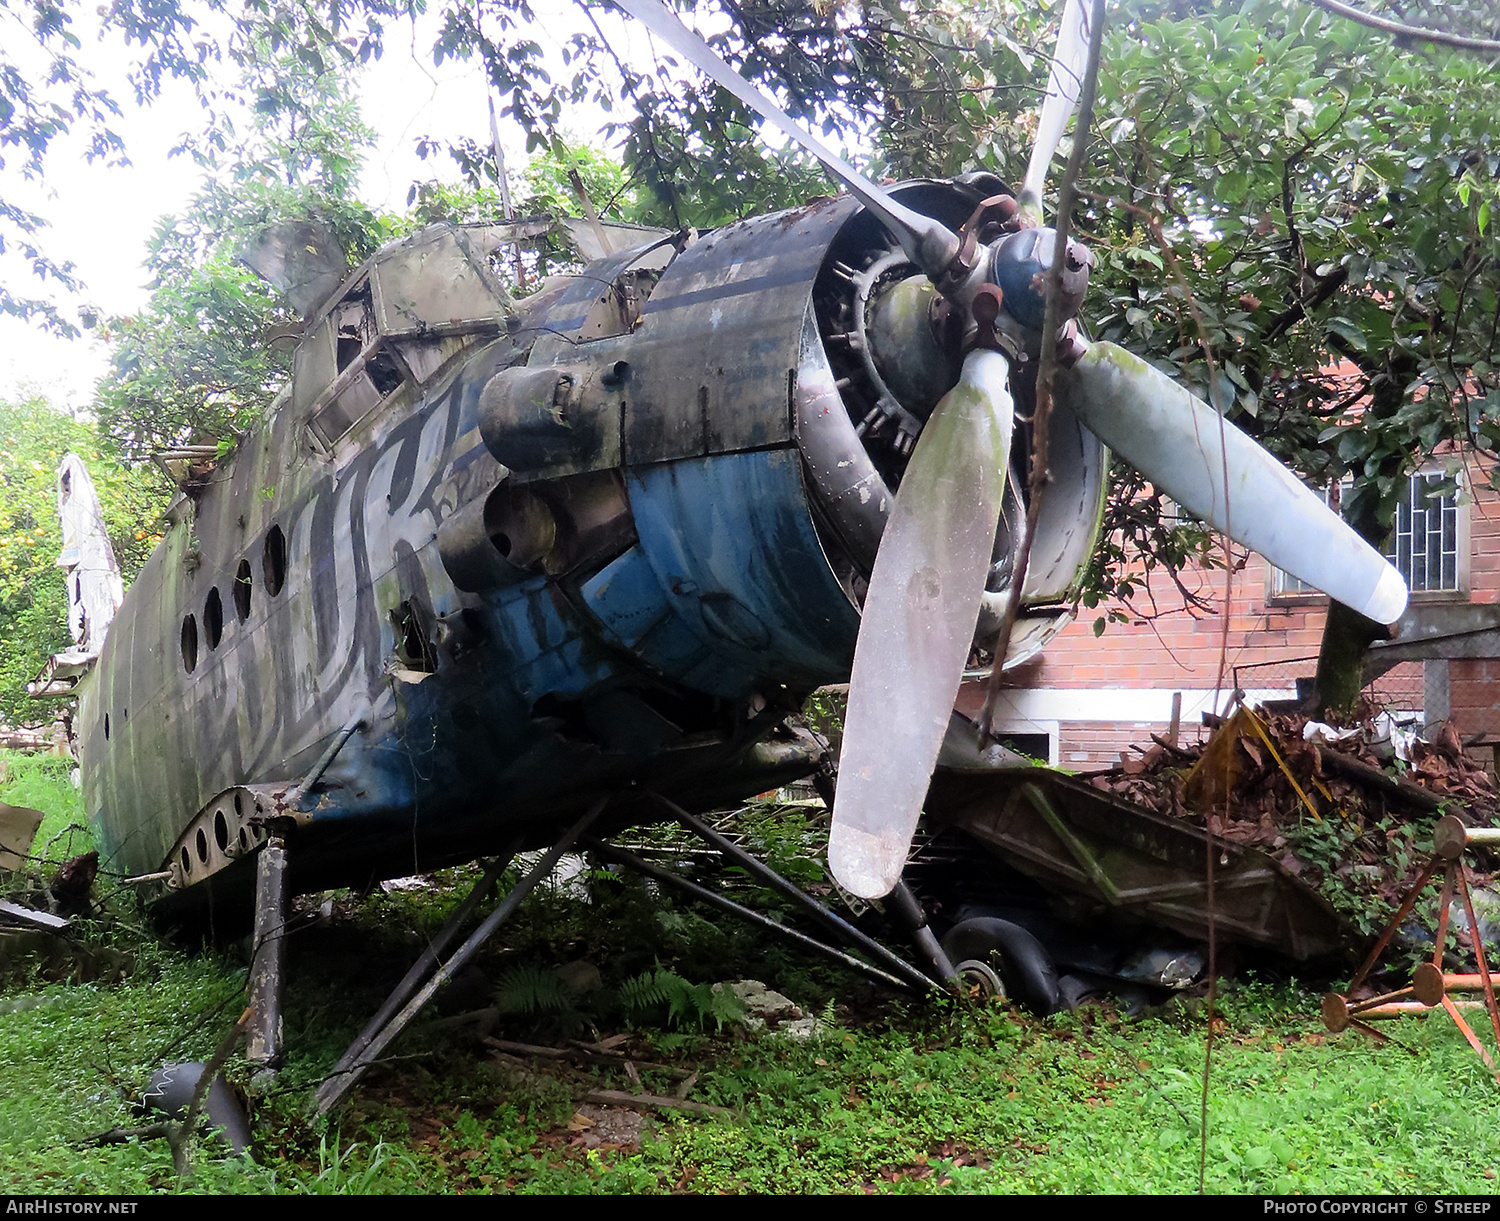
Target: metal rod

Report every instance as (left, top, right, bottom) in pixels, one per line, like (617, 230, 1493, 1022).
(1347, 985, 1416, 1016)
(1346, 1018, 1392, 1046)
(119, 870, 174, 886)
(246, 837, 289, 1068)
(888, 880, 959, 985)
(1455, 865, 1500, 1050)
(316, 799, 608, 1114)
(1441, 994, 1500, 1083)
(323, 845, 520, 1081)
(1347, 856, 1439, 993)
(1434, 860, 1457, 965)
(1433, 814, 1498, 859)
(659, 797, 939, 993)
(287, 716, 366, 806)
(1358, 999, 1493, 1020)
(587, 838, 930, 994)
(1023, 783, 1123, 904)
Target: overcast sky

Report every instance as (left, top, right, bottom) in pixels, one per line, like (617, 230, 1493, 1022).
(0, 4, 658, 412)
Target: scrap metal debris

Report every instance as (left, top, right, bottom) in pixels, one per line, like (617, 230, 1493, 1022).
(1087, 704, 1500, 924)
(0, 898, 69, 931)
(0, 802, 42, 871)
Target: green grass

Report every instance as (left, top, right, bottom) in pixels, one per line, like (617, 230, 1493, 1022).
(2, 750, 92, 868)
(3, 749, 1500, 1194)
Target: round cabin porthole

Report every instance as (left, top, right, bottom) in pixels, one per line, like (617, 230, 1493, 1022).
(214, 809, 229, 852)
(195, 827, 209, 864)
(264, 525, 287, 596)
(181, 615, 199, 673)
(234, 558, 253, 620)
(204, 587, 223, 649)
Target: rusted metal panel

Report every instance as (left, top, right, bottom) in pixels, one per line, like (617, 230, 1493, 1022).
(925, 767, 1346, 961)
(522, 198, 856, 471)
(0, 803, 42, 872)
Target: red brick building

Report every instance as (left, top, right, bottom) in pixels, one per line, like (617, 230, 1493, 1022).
(961, 455, 1500, 768)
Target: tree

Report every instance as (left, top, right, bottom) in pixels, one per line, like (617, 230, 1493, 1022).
(1070, 0, 1500, 710)
(0, 0, 399, 336)
(0, 395, 167, 723)
(13, 0, 1499, 712)
(92, 25, 387, 459)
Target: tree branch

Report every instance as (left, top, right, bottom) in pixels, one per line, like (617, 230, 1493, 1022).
(1306, 0, 1500, 54)
(980, 0, 1108, 737)
(1264, 263, 1350, 343)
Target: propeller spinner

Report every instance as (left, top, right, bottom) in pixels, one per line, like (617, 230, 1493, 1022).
(615, 0, 1408, 899)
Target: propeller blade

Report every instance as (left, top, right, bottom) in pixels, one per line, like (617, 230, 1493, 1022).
(1062, 341, 1408, 624)
(613, 0, 959, 280)
(829, 349, 1016, 899)
(1018, 0, 1093, 225)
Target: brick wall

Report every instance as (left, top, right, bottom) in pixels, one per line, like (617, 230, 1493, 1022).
(965, 461, 1500, 763)
(1450, 659, 1500, 740)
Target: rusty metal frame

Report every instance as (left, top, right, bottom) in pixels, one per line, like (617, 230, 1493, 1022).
(585, 837, 931, 993)
(655, 795, 941, 991)
(1322, 818, 1500, 1085)
(315, 799, 608, 1114)
(923, 768, 1346, 960)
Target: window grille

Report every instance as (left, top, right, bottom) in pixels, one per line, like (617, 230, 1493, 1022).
(1269, 471, 1462, 597)
(1269, 479, 1346, 597)
(1385, 471, 1460, 593)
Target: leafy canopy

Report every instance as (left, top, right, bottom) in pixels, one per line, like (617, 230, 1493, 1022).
(0, 395, 167, 723)
(92, 19, 386, 459)
(10, 0, 1500, 638)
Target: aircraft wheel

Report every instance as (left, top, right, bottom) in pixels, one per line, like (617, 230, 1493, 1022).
(954, 958, 1005, 999)
(940, 916, 1061, 1016)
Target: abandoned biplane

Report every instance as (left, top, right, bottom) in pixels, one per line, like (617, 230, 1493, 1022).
(46, 0, 1407, 1102)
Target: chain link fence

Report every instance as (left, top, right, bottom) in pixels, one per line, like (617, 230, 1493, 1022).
(1232, 655, 1424, 717)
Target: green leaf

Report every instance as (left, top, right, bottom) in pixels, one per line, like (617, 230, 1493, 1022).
(1325, 317, 1368, 351)
(1480, 199, 1491, 236)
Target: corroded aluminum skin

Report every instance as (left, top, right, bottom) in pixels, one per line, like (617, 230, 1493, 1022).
(77, 188, 1110, 905)
(79, 202, 868, 895)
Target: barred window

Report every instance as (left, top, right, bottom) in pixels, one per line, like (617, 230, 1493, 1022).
(1386, 471, 1461, 593)
(1269, 479, 1347, 597)
(1270, 471, 1463, 598)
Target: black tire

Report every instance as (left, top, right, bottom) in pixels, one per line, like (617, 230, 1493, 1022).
(940, 916, 1061, 1016)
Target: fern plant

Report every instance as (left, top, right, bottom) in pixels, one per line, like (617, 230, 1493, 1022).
(493, 963, 569, 1016)
(616, 964, 745, 1032)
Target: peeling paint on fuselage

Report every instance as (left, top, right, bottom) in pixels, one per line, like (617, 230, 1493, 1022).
(80, 202, 869, 897)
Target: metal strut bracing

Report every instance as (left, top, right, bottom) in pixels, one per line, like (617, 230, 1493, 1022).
(246, 836, 290, 1071)
(1321, 815, 1500, 1084)
(316, 843, 522, 1087)
(314, 791, 947, 1114)
(584, 837, 934, 994)
(315, 799, 608, 1114)
(647, 794, 946, 993)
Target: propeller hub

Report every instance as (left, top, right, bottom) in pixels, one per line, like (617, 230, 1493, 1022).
(987, 227, 1092, 331)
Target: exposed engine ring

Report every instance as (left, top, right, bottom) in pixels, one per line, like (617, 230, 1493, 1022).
(794, 179, 1110, 672)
